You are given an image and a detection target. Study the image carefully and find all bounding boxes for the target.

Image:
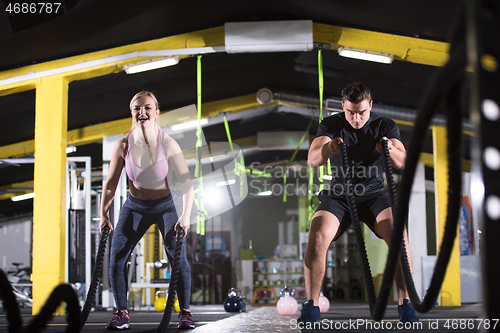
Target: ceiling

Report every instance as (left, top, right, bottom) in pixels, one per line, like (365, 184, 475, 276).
(0, 0, 468, 219)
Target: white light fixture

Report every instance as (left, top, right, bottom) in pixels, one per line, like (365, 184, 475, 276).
(257, 190, 272, 196)
(124, 56, 179, 74)
(201, 154, 227, 164)
(225, 20, 313, 53)
(323, 175, 332, 181)
(338, 47, 393, 64)
(11, 192, 35, 202)
(171, 118, 208, 131)
(216, 179, 236, 187)
(66, 145, 77, 154)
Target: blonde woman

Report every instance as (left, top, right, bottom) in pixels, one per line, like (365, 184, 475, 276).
(100, 91, 195, 330)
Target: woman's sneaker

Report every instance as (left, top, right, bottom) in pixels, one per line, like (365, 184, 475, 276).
(398, 299, 420, 323)
(296, 300, 320, 325)
(105, 309, 130, 330)
(178, 308, 195, 329)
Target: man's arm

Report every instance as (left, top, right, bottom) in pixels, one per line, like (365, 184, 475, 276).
(308, 136, 343, 167)
(375, 137, 406, 170)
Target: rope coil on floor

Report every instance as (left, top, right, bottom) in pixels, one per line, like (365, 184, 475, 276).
(0, 269, 81, 333)
(0, 226, 185, 333)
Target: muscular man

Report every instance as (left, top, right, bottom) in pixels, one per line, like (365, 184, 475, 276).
(297, 82, 419, 324)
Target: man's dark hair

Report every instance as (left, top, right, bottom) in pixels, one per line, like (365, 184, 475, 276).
(341, 82, 372, 104)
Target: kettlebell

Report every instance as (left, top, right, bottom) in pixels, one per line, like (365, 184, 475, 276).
(224, 288, 245, 312)
(154, 291, 167, 312)
(155, 291, 180, 312)
(174, 297, 180, 312)
(224, 295, 241, 312)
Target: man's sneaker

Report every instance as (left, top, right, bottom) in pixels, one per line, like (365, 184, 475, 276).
(105, 309, 130, 330)
(297, 300, 321, 324)
(398, 299, 420, 323)
(178, 308, 195, 329)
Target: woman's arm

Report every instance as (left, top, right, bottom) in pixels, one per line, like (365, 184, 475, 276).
(165, 136, 194, 237)
(99, 139, 126, 232)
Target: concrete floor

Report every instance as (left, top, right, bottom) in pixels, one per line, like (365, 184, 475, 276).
(0, 302, 487, 332)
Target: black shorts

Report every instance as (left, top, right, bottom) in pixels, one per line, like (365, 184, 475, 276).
(316, 189, 392, 241)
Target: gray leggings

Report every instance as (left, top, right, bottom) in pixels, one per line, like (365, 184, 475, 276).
(109, 193, 191, 310)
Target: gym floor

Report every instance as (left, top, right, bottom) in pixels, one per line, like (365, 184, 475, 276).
(0, 302, 485, 332)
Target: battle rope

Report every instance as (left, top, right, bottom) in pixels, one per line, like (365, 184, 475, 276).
(338, 142, 377, 311)
(80, 225, 110, 329)
(0, 269, 80, 333)
(393, 16, 466, 315)
(0, 225, 185, 333)
(156, 227, 184, 333)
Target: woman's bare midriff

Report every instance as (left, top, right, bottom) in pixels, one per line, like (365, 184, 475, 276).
(128, 180, 171, 200)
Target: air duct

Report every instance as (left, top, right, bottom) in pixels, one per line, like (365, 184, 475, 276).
(256, 87, 472, 131)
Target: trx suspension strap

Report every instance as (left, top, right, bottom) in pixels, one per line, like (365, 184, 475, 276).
(193, 55, 207, 263)
(282, 112, 315, 202)
(317, 49, 326, 193)
(307, 49, 331, 220)
(223, 114, 246, 197)
(317, 49, 332, 193)
(318, 50, 324, 123)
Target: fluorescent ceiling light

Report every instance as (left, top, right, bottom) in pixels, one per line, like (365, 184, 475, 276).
(66, 145, 77, 154)
(256, 190, 272, 196)
(1, 48, 223, 87)
(171, 118, 208, 131)
(338, 47, 393, 64)
(216, 179, 236, 187)
(225, 21, 313, 53)
(323, 175, 332, 181)
(124, 56, 179, 74)
(11, 192, 35, 202)
(200, 154, 227, 164)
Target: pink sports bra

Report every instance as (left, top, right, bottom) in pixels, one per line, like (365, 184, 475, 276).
(124, 129, 169, 187)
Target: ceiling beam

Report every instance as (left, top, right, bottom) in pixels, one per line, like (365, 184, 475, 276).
(313, 23, 450, 67)
(0, 26, 225, 96)
(0, 22, 456, 97)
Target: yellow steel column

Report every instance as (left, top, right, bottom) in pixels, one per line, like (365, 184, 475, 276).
(32, 75, 69, 314)
(432, 126, 461, 306)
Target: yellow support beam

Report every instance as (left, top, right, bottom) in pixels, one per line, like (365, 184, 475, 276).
(0, 180, 33, 201)
(432, 126, 461, 306)
(419, 152, 471, 172)
(0, 27, 224, 94)
(0, 23, 453, 97)
(313, 23, 450, 67)
(32, 75, 69, 315)
(0, 180, 33, 192)
(0, 139, 36, 159)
